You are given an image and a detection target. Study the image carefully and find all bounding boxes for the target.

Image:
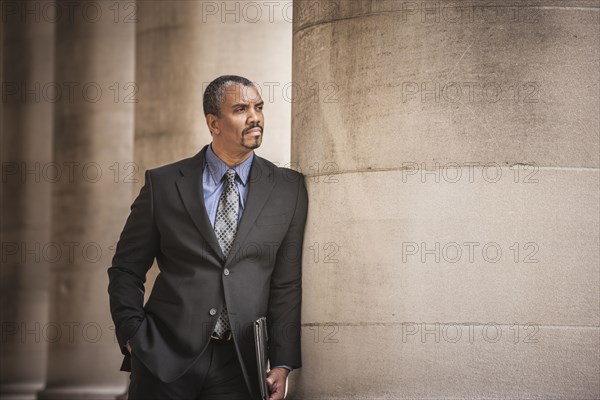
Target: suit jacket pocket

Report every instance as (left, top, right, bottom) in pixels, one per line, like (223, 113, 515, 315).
(256, 213, 287, 226)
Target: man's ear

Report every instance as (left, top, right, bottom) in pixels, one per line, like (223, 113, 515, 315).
(206, 114, 220, 135)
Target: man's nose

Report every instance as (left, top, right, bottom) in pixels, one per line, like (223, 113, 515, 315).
(247, 107, 260, 124)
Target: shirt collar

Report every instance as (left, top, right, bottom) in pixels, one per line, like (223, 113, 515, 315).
(205, 142, 254, 186)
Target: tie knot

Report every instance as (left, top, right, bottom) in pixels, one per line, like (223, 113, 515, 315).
(225, 169, 237, 185)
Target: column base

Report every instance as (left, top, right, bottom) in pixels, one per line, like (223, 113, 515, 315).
(37, 387, 125, 400)
(0, 383, 43, 400)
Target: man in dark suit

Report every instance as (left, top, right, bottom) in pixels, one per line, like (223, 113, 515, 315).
(107, 75, 308, 400)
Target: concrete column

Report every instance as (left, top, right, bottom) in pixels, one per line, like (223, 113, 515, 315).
(0, 2, 54, 399)
(36, 1, 135, 399)
(292, 1, 599, 399)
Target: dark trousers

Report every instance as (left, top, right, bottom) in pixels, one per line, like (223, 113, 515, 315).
(128, 339, 253, 400)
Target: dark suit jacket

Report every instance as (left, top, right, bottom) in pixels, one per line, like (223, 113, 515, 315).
(107, 144, 308, 399)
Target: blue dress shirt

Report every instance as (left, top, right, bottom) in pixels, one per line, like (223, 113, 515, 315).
(202, 143, 292, 373)
(203, 143, 253, 228)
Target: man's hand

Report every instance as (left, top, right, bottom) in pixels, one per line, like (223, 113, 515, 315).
(266, 367, 289, 400)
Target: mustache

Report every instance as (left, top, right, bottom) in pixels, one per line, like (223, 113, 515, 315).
(243, 124, 263, 135)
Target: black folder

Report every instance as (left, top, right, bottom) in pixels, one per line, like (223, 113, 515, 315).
(254, 317, 270, 400)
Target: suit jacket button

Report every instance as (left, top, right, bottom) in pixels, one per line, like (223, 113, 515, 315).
(223, 268, 230, 276)
(209, 308, 217, 316)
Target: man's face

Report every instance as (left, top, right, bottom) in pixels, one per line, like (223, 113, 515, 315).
(211, 84, 264, 154)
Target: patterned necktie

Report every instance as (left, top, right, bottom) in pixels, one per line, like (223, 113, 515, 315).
(213, 168, 239, 338)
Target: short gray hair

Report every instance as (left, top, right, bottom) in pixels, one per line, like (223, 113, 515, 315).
(203, 75, 255, 117)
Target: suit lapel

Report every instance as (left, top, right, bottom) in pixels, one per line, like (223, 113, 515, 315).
(224, 155, 275, 268)
(175, 145, 224, 261)
(175, 144, 276, 267)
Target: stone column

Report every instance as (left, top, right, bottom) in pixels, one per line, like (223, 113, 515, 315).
(0, 2, 54, 399)
(292, 1, 599, 399)
(36, 1, 135, 399)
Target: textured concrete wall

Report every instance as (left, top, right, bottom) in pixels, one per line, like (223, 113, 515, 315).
(292, 1, 599, 398)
